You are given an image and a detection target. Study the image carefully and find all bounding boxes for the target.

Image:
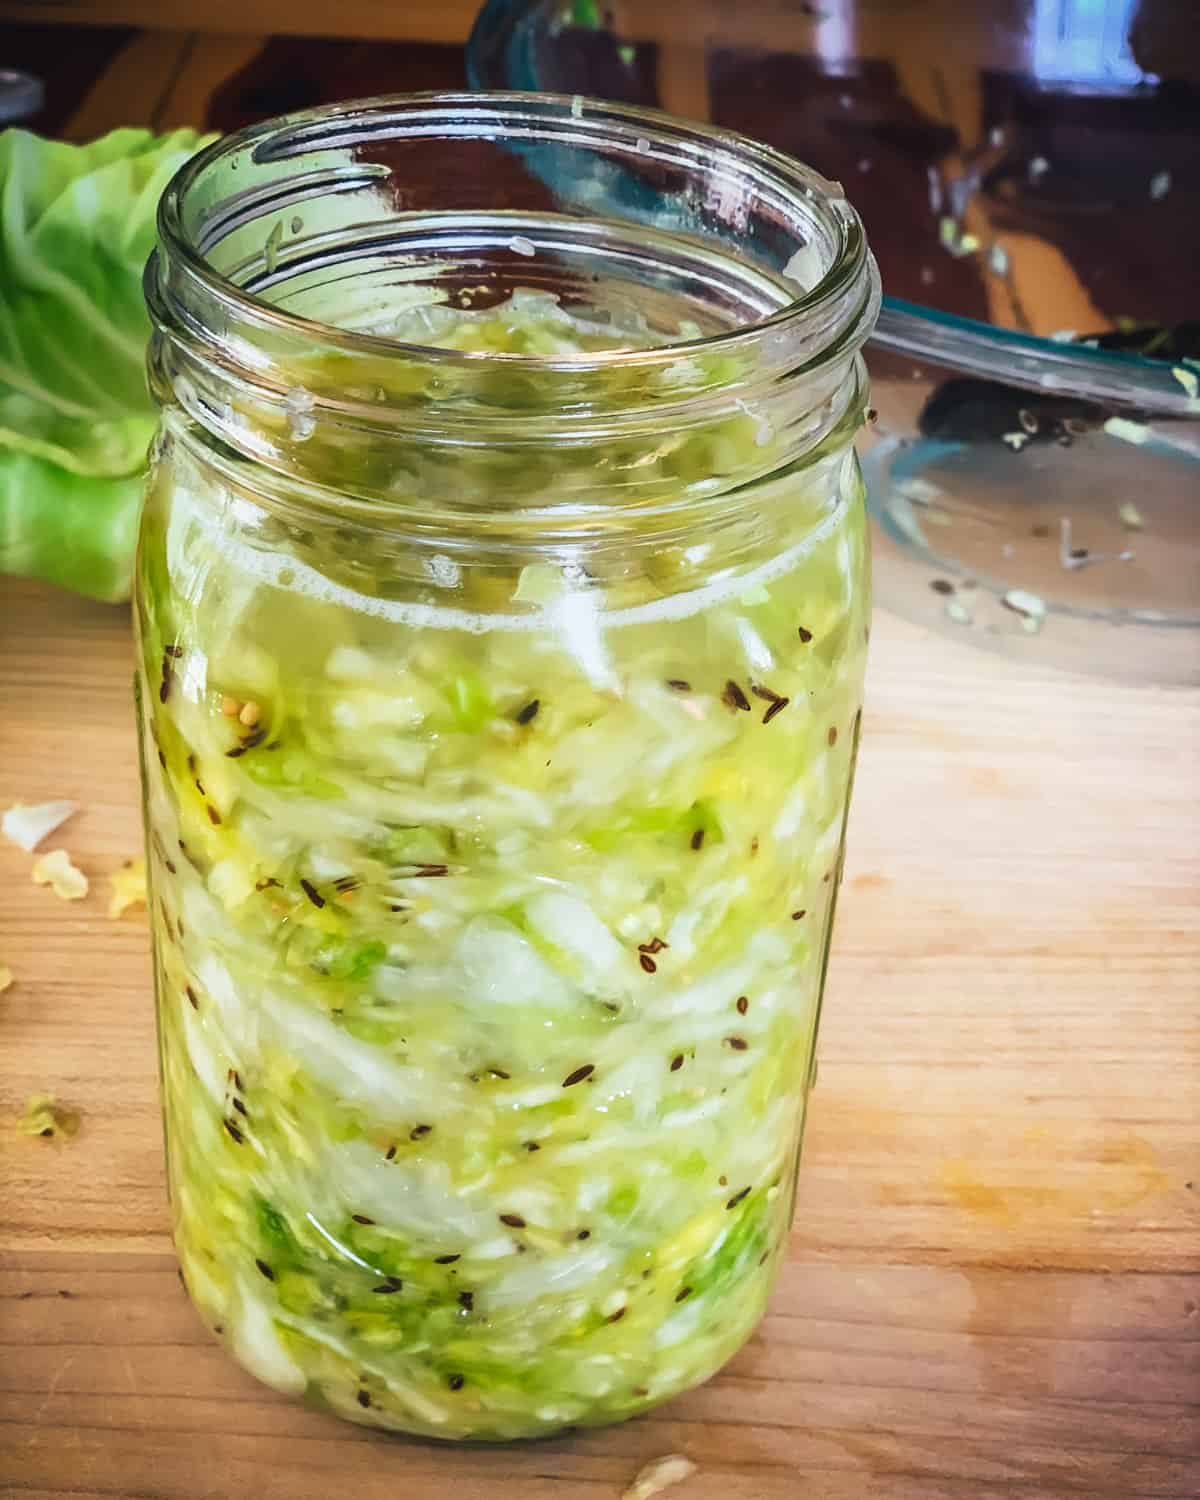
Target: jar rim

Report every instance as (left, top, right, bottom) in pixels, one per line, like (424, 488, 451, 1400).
(155, 90, 878, 374)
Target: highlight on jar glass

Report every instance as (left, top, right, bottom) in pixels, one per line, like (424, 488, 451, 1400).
(136, 93, 880, 1440)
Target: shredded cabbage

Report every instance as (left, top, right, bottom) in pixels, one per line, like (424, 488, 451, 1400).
(136, 300, 869, 1439)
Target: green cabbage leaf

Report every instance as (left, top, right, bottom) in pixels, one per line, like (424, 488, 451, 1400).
(0, 127, 213, 601)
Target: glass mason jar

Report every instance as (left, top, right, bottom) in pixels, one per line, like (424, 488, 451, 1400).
(136, 94, 879, 1440)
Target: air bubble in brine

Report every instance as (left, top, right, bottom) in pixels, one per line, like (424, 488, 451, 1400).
(284, 388, 316, 442)
(264, 221, 284, 274)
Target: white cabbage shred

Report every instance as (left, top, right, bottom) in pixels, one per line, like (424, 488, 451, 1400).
(3, 799, 77, 852)
(31, 848, 88, 900)
(623, 1454, 699, 1499)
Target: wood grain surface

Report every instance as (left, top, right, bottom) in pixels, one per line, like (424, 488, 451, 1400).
(0, 0, 481, 44)
(2, 575, 1197, 1499)
(1, 14, 1198, 1496)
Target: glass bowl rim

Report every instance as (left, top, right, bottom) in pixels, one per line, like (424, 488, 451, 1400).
(464, 1, 1197, 417)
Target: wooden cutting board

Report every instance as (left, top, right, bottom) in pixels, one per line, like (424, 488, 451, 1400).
(2, 576, 1196, 1499)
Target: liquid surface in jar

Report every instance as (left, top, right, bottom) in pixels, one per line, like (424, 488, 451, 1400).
(137, 295, 869, 1439)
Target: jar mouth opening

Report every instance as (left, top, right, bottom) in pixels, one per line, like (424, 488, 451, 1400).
(155, 91, 878, 375)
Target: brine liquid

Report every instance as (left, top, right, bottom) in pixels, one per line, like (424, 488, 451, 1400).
(136, 300, 869, 1439)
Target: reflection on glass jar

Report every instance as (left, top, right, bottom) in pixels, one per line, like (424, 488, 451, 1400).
(136, 94, 879, 1440)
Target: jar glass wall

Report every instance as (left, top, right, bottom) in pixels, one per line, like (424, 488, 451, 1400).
(136, 93, 879, 1440)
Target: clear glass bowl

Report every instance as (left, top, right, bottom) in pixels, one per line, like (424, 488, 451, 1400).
(467, 0, 1200, 684)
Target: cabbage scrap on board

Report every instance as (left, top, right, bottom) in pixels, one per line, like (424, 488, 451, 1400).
(17, 1092, 81, 1140)
(2, 799, 77, 852)
(0, 127, 213, 602)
